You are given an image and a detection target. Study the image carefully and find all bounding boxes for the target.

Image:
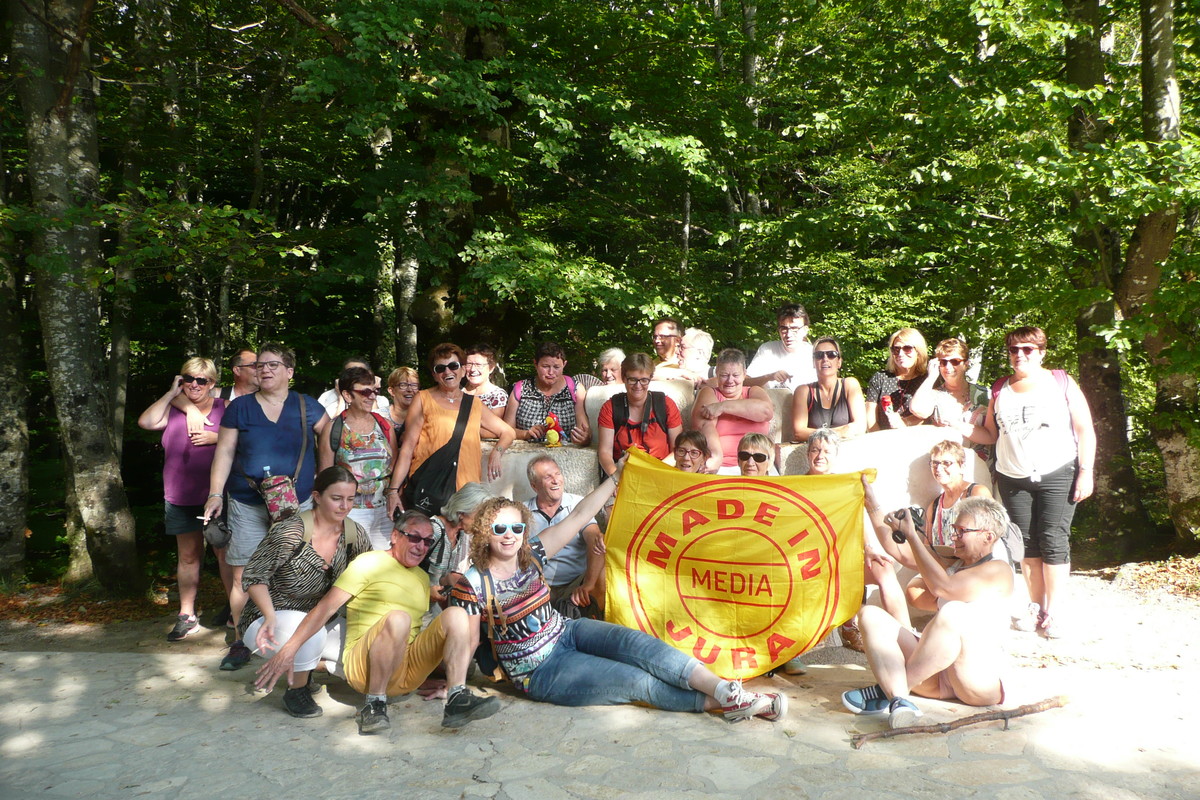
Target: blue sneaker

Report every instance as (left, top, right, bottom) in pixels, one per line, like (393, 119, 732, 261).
(842, 684, 890, 715)
(888, 696, 923, 729)
(783, 656, 807, 675)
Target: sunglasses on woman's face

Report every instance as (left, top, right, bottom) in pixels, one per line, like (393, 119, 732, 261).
(490, 522, 527, 536)
(813, 350, 840, 361)
(737, 451, 768, 463)
(433, 361, 461, 373)
(351, 387, 379, 398)
(938, 358, 964, 367)
(1007, 345, 1038, 356)
(890, 344, 916, 355)
(181, 375, 212, 386)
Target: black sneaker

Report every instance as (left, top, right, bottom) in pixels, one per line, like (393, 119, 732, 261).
(356, 700, 390, 735)
(219, 641, 252, 671)
(442, 688, 500, 729)
(166, 614, 199, 642)
(282, 685, 323, 718)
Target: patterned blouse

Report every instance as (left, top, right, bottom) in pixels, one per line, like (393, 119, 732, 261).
(512, 379, 578, 442)
(239, 512, 372, 629)
(449, 541, 562, 690)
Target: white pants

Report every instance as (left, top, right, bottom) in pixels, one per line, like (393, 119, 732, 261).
(245, 609, 344, 673)
(348, 506, 393, 550)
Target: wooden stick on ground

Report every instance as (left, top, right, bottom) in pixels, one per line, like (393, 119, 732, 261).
(850, 695, 1069, 749)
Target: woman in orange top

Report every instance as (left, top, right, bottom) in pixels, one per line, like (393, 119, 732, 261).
(386, 343, 514, 516)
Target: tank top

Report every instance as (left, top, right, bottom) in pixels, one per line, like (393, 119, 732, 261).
(805, 379, 851, 429)
(994, 374, 1076, 480)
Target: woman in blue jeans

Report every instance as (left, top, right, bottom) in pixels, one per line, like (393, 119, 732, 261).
(449, 470, 785, 723)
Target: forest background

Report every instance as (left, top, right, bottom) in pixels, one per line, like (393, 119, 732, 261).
(2, 0, 1198, 595)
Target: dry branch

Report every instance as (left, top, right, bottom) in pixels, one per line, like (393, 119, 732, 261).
(850, 695, 1069, 749)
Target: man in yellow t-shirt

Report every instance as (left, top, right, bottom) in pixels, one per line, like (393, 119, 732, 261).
(255, 510, 500, 734)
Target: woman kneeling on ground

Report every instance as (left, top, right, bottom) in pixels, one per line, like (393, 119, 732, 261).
(241, 466, 372, 718)
(449, 470, 787, 722)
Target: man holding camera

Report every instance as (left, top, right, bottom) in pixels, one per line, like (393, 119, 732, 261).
(843, 477, 1014, 729)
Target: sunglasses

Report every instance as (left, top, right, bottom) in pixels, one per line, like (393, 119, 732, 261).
(737, 451, 769, 463)
(1007, 345, 1038, 356)
(813, 350, 840, 361)
(399, 531, 434, 547)
(890, 344, 917, 355)
(181, 375, 212, 386)
(350, 387, 379, 398)
(938, 358, 964, 367)
(490, 522, 527, 536)
(433, 362, 461, 373)
(674, 448, 703, 460)
(625, 377, 651, 387)
(949, 524, 987, 540)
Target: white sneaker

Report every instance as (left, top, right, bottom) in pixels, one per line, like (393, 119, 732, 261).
(720, 680, 775, 723)
(1012, 602, 1042, 632)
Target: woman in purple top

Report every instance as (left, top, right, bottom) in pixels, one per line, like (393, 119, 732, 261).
(138, 357, 226, 642)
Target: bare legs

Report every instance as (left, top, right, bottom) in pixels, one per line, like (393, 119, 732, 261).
(175, 531, 205, 619)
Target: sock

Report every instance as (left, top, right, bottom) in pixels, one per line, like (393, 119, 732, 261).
(446, 684, 467, 701)
(366, 693, 387, 704)
(715, 679, 739, 706)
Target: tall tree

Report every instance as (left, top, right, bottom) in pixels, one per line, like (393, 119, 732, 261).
(11, 0, 143, 591)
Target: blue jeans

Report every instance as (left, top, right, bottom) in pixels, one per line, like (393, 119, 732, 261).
(526, 618, 706, 712)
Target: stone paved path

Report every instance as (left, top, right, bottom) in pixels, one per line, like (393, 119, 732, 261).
(1, 575, 1197, 799)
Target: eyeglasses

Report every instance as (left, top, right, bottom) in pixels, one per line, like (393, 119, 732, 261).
(778, 325, 806, 335)
(351, 387, 379, 398)
(938, 358, 964, 367)
(433, 362, 461, 373)
(256, 360, 285, 371)
(234, 363, 255, 370)
(625, 377, 651, 387)
(399, 531, 434, 547)
(392, 382, 420, 391)
(674, 448, 703, 460)
(890, 344, 916, 355)
(737, 451, 768, 463)
(652, 334, 679, 341)
(490, 522, 527, 536)
(181, 375, 212, 386)
(1008, 345, 1038, 356)
(464, 361, 490, 371)
(813, 350, 840, 361)
(949, 524, 987, 540)
(930, 459, 958, 468)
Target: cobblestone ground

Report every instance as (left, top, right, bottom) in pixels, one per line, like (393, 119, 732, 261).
(1, 575, 1196, 799)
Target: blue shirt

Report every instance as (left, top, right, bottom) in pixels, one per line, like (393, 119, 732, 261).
(525, 492, 596, 586)
(221, 392, 325, 504)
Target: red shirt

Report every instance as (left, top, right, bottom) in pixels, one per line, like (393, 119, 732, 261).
(598, 393, 682, 461)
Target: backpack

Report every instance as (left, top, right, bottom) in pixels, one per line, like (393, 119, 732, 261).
(330, 410, 394, 455)
(610, 391, 670, 447)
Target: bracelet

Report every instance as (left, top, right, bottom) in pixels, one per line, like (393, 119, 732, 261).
(610, 473, 620, 488)
(208, 493, 222, 499)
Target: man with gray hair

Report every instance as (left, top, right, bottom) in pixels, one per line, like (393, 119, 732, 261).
(524, 454, 605, 618)
(254, 510, 499, 734)
(844, 491, 1014, 730)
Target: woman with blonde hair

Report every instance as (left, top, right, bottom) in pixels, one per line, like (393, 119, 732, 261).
(910, 338, 990, 463)
(386, 366, 420, 438)
(138, 356, 226, 642)
(865, 328, 929, 431)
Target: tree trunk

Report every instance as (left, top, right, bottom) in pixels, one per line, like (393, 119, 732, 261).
(0, 153, 29, 576)
(1062, 0, 1154, 540)
(12, 0, 143, 592)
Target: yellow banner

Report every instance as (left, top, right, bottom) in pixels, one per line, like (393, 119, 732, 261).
(605, 449, 866, 679)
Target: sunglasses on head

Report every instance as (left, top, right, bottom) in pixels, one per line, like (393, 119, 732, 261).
(433, 361, 461, 373)
(398, 531, 434, 547)
(938, 358, 964, 367)
(813, 350, 840, 361)
(890, 344, 917, 355)
(490, 522, 527, 536)
(1007, 345, 1038, 356)
(737, 451, 768, 463)
(181, 375, 212, 386)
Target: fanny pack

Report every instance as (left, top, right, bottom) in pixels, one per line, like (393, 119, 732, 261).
(240, 394, 309, 525)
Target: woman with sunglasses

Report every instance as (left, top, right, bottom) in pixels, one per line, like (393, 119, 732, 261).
(449, 474, 787, 722)
(597, 352, 683, 478)
(691, 348, 774, 473)
(138, 357, 227, 642)
(865, 328, 930, 431)
(387, 343, 515, 517)
(241, 466, 373, 718)
(968, 326, 1096, 639)
(736, 433, 777, 477)
(910, 339, 991, 463)
(385, 366, 420, 440)
(319, 365, 398, 549)
(792, 336, 867, 442)
(672, 431, 711, 474)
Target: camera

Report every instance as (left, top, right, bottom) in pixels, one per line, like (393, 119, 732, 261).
(889, 505, 926, 544)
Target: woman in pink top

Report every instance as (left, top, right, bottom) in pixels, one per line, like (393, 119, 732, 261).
(690, 348, 774, 473)
(138, 357, 226, 642)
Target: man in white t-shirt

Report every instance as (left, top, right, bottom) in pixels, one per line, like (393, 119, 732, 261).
(746, 303, 816, 391)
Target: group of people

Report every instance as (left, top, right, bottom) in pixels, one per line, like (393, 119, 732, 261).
(140, 310, 1094, 734)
